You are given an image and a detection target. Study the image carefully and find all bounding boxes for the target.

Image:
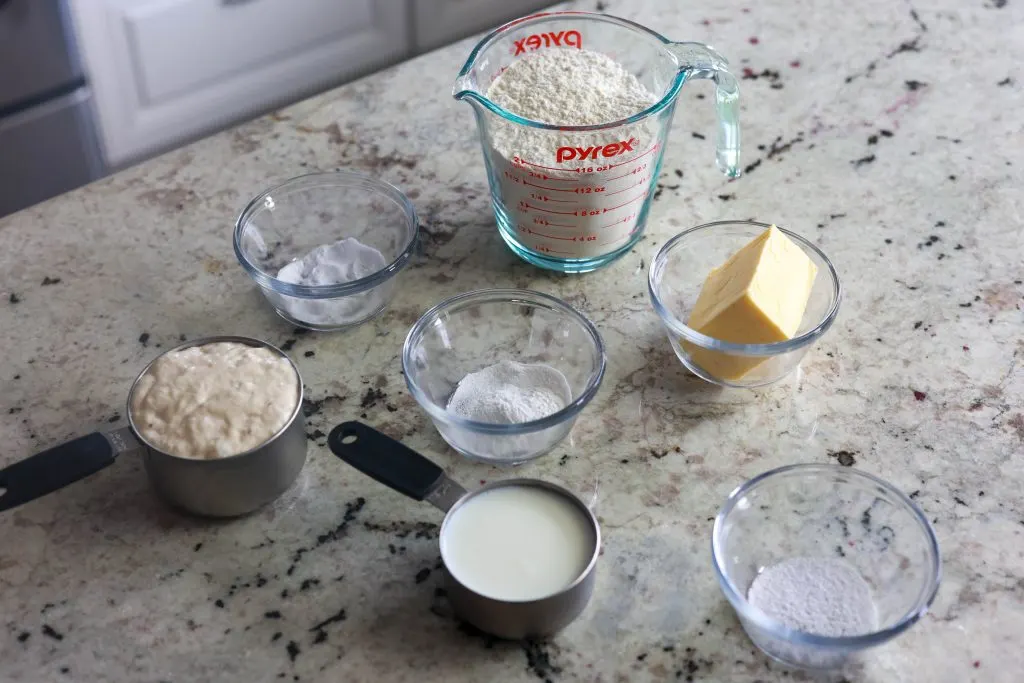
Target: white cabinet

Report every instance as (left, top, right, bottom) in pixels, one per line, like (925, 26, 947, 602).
(69, 0, 409, 167)
(68, 0, 555, 169)
(412, 0, 554, 52)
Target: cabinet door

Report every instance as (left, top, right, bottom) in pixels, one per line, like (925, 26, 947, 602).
(412, 0, 554, 52)
(69, 0, 410, 167)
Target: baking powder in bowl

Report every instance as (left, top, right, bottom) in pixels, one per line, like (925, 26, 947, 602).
(130, 342, 299, 459)
(446, 360, 572, 459)
(441, 485, 595, 601)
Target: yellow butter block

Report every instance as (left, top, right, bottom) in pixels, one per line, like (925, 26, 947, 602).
(683, 226, 818, 380)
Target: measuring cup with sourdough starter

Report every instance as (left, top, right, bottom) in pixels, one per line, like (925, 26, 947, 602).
(328, 422, 600, 639)
(454, 11, 741, 273)
(0, 336, 307, 517)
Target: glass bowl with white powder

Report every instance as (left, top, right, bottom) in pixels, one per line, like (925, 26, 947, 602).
(402, 289, 606, 465)
(234, 172, 418, 331)
(712, 464, 941, 670)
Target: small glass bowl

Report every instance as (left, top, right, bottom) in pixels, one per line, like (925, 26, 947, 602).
(234, 172, 418, 331)
(712, 464, 941, 670)
(402, 289, 606, 465)
(648, 220, 841, 387)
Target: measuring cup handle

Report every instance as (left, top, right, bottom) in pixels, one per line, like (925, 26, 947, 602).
(0, 428, 136, 512)
(669, 42, 741, 178)
(328, 422, 467, 510)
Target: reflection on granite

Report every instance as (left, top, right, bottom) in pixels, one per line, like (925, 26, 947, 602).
(0, 0, 1021, 681)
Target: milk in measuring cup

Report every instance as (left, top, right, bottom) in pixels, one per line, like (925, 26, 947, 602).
(485, 49, 661, 259)
(441, 484, 595, 601)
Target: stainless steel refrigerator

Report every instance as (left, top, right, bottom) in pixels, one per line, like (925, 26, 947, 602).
(0, 0, 105, 217)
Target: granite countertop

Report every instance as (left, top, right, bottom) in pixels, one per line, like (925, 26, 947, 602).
(1, 0, 1021, 681)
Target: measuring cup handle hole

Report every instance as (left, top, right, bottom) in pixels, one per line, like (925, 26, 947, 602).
(341, 434, 357, 445)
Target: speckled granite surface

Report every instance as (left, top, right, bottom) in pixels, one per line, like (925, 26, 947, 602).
(1, 0, 1022, 681)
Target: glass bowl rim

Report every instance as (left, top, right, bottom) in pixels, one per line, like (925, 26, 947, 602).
(401, 288, 607, 435)
(648, 220, 842, 356)
(711, 463, 942, 649)
(233, 171, 419, 299)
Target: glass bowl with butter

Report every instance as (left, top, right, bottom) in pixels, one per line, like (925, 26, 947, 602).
(648, 220, 841, 387)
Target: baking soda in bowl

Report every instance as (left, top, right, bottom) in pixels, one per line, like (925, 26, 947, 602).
(485, 48, 660, 259)
(275, 237, 388, 326)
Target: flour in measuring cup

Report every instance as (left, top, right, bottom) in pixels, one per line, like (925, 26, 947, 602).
(276, 237, 388, 326)
(486, 49, 660, 259)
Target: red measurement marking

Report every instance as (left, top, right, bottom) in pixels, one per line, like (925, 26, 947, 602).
(528, 192, 574, 203)
(532, 218, 578, 228)
(526, 170, 579, 183)
(595, 236, 629, 248)
(596, 215, 635, 229)
(524, 180, 577, 192)
(526, 228, 577, 241)
(522, 202, 577, 215)
(518, 157, 570, 172)
(604, 165, 649, 182)
(533, 245, 577, 255)
(607, 142, 661, 169)
(507, 168, 581, 186)
(542, 196, 576, 203)
(604, 180, 646, 197)
(602, 191, 648, 212)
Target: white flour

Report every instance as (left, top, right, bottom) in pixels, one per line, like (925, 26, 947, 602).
(747, 557, 878, 637)
(486, 48, 659, 260)
(447, 360, 571, 423)
(276, 237, 387, 326)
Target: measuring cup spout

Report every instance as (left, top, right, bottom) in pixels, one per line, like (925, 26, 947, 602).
(668, 42, 742, 178)
(453, 73, 490, 110)
(453, 73, 475, 100)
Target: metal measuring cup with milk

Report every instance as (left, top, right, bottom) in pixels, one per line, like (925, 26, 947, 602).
(328, 422, 600, 639)
(454, 11, 741, 273)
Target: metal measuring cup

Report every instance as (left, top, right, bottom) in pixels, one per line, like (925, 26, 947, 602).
(328, 421, 600, 640)
(0, 336, 307, 517)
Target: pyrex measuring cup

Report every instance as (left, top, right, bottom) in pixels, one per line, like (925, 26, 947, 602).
(454, 11, 741, 273)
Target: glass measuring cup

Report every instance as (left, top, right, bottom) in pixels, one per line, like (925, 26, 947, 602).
(454, 11, 741, 273)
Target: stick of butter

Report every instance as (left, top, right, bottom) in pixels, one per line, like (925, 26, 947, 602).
(684, 225, 818, 380)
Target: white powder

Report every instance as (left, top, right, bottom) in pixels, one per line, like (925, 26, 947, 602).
(485, 48, 660, 260)
(487, 49, 657, 126)
(447, 360, 572, 423)
(747, 557, 878, 637)
(275, 237, 387, 326)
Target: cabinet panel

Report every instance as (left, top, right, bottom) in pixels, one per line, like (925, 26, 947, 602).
(413, 0, 554, 52)
(123, 0, 374, 105)
(70, 0, 409, 167)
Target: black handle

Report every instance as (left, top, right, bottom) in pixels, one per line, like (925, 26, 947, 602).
(0, 433, 118, 512)
(327, 422, 445, 502)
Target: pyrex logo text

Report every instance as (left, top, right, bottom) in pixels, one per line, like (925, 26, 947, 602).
(513, 30, 582, 55)
(556, 138, 636, 163)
